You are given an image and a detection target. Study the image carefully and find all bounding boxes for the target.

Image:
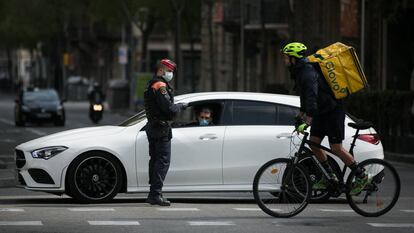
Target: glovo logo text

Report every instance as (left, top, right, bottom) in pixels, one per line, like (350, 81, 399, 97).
(325, 61, 347, 93)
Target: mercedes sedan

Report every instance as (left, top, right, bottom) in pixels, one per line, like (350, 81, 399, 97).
(15, 92, 383, 203)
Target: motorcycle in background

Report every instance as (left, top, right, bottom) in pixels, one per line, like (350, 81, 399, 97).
(88, 82, 105, 124)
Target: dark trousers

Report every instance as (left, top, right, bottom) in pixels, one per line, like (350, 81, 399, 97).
(148, 137, 171, 197)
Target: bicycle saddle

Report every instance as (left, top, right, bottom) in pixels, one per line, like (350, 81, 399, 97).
(347, 121, 373, 130)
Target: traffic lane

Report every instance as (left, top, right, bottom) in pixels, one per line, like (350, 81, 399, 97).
(0, 201, 413, 233)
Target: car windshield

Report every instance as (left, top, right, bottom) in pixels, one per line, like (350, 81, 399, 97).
(118, 110, 146, 126)
(23, 90, 59, 102)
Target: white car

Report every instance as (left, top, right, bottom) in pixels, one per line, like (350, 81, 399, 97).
(15, 92, 383, 203)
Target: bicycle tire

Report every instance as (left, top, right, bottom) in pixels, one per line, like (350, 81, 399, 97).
(253, 158, 311, 218)
(346, 158, 400, 217)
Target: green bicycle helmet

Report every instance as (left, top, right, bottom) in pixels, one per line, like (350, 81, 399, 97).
(281, 42, 307, 58)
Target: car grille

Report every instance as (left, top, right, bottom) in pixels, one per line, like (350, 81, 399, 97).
(15, 150, 26, 168)
(18, 173, 26, 186)
(28, 169, 55, 184)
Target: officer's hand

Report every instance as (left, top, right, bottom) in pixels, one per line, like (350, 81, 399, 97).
(178, 103, 189, 110)
(295, 123, 309, 134)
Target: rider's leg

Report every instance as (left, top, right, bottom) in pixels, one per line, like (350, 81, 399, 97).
(310, 136, 334, 175)
(330, 143, 364, 178)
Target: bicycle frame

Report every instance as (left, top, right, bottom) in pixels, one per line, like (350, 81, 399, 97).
(295, 128, 362, 181)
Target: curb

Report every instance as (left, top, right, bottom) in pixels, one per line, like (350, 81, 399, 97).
(385, 152, 414, 164)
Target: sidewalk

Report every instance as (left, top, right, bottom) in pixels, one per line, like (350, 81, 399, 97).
(385, 151, 414, 164)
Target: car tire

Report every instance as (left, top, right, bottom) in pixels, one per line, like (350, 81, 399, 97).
(54, 118, 65, 126)
(66, 152, 123, 203)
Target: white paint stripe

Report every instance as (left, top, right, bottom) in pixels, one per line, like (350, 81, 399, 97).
(0, 221, 42, 226)
(0, 208, 24, 212)
(88, 221, 140, 226)
(26, 128, 47, 136)
(401, 210, 414, 213)
(0, 118, 14, 125)
(69, 208, 115, 212)
(368, 223, 414, 228)
(233, 208, 262, 211)
(319, 209, 353, 213)
(188, 221, 235, 226)
(157, 208, 199, 211)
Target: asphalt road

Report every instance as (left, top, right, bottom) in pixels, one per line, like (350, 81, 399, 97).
(0, 93, 414, 232)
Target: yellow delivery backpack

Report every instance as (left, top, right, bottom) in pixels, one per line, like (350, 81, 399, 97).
(307, 42, 368, 99)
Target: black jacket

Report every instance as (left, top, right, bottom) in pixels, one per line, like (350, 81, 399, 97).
(144, 76, 182, 123)
(292, 58, 341, 117)
(144, 76, 182, 139)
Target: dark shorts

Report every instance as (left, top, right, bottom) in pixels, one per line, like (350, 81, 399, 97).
(310, 107, 345, 144)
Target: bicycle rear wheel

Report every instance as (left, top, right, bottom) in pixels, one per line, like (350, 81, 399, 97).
(253, 158, 311, 218)
(346, 159, 400, 217)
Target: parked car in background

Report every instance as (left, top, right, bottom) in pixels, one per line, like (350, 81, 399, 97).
(14, 92, 383, 203)
(14, 88, 65, 126)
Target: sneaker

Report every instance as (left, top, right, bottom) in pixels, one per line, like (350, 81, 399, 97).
(312, 174, 338, 190)
(350, 173, 372, 195)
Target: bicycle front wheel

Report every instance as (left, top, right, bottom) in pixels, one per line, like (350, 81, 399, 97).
(346, 159, 400, 217)
(253, 158, 311, 218)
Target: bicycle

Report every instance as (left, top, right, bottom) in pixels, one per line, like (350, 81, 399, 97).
(253, 120, 401, 218)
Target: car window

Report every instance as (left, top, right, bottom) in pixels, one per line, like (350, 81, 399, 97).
(277, 104, 299, 125)
(172, 100, 224, 128)
(23, 90, 59, 102)
(230, 101, 277, 125)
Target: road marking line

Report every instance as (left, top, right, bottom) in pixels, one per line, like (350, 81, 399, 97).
(368, 223, 414, 228)
(0, 118, 14, 126)
(68, 208, 115, 212)
(188, 221, 235, 226)
(319, 209, 353, 212)
(401, 210, 414, 213)
(0, 221, 42, 226)
(233, 208, 262, 211)
(88, 221, 140, 226)
(157, 208, 200, 211)
(25, 128, 47, 136)
(0, 208, 24, 212)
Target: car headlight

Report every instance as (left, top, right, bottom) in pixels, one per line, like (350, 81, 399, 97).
(31, 146, 68, 160)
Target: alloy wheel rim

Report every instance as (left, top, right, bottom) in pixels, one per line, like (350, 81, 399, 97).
(74, 156, 117, 200)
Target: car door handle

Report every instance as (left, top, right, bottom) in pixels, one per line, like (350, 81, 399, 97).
(276, 133, 293, 139)
(199, 134, 218, 140)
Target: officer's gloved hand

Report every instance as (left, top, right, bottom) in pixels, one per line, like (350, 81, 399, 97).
(178, 103, 188, 110)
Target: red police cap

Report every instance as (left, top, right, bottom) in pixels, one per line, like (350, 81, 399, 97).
(160, 59, 176, 71)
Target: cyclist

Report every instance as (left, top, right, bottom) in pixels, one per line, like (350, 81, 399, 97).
(281, 42, 369, 194)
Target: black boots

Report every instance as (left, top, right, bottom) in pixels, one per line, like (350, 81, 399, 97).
(146, 195, 171, 206)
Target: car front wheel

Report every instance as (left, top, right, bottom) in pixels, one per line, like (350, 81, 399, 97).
(67, 153, 123, 203)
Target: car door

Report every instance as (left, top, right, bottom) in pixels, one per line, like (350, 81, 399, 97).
(136, 100, 225, 187)
(222, 100, 299, 185)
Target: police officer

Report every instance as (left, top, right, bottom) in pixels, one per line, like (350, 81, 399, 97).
(144, 59, 187, 206)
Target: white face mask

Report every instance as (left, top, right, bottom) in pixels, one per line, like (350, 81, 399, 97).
(162, 71, 174, 82)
